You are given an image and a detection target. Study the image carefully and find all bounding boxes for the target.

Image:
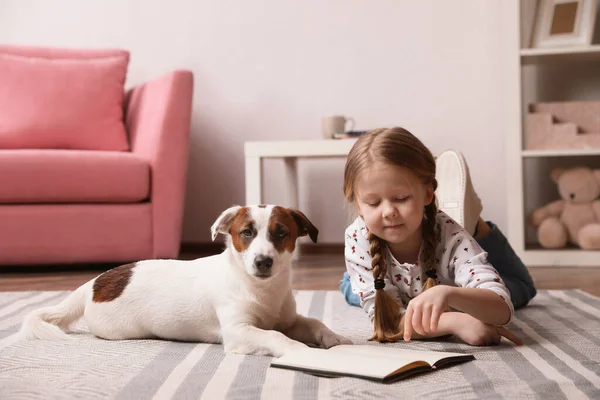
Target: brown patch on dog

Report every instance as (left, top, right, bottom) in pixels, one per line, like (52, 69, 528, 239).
(92, 263, 136, 303)
(269, 207, 299, 253)
(289, 209, 319, 243)
(269, 207, 318, 253)
(258, 204, 267, 208)
(229, 207, 255, 252)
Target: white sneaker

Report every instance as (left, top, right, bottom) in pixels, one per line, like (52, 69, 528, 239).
(435, 150, 482, 236)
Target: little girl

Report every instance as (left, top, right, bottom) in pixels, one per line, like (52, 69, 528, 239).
(341, 127, 535, 345)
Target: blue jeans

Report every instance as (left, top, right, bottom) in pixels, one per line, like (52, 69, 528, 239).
(340, 222, 537, 310)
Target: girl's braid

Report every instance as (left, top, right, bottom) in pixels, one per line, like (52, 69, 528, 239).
(422, 192, 439, 290)
(368, 231, 403, 342)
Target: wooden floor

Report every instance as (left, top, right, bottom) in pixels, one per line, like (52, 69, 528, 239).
(1, 251, 600, 297)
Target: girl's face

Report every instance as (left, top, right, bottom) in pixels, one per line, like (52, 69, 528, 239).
(355, 162, 434, 253)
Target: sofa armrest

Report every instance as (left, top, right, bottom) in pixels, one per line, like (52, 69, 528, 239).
(124, 70, 194, 258)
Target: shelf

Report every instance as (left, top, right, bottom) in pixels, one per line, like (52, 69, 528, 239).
(520, 249, 600, 267)
(521, 148, 600, 158)
(245, 139, 357, 158)
(520, 45, 600, 65)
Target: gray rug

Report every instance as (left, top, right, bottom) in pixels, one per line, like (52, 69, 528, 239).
(0, 289, 599, 399)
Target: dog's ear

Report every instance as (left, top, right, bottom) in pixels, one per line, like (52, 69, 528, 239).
(289, 209, 318, 243)
(211, 206, 242, 241)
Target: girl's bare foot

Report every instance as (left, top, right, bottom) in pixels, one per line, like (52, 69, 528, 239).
(473, 218, 491, 240)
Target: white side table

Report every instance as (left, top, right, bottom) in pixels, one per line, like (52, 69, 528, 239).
(244, 140, 357, 207)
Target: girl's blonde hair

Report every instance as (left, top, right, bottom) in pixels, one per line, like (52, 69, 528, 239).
(343, 127, 439, 343)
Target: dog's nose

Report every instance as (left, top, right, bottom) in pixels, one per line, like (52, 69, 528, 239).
(254, 255, 273, 273)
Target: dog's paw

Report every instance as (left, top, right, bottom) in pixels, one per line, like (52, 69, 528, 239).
(276, 341, 309, 358)
(288, 340, 310, 352)
(337, 334, 353, 345)
(226, 339, 308, 358)
(317, 330, 353, 349)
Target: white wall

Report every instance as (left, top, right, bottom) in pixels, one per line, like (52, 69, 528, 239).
(0, 0, 509, 244)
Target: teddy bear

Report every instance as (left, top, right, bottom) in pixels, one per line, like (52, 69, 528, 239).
(530, 166, 600, 249)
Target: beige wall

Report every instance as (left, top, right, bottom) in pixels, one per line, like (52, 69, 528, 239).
(0, 0, 511, 244)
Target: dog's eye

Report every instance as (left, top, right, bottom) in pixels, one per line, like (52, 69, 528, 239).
(241, 229, 253, 238)
(275, 230, 288, 239)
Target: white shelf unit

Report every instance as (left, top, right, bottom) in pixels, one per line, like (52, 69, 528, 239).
(505, 1, 600, 267)
(520, 44, 600, 64)
(522, 149, 600, 157)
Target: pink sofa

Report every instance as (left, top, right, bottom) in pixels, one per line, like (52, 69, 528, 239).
(0, 46, 194, 265)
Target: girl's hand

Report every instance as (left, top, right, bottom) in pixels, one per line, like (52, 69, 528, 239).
(404, 285, 452, 341)
(453, 313, 524, 346)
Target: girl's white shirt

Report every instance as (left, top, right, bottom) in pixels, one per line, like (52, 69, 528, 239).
(344, 211, 514, 324)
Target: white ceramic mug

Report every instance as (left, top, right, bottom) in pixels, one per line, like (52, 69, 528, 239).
(322, 115, 355, 139)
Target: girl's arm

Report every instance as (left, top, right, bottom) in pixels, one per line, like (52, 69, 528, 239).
(403, 222, 514, 340)
(447, 286, 511, 326)
(452, 254, 515, 325)
(402, 285, 514, 341)
(450, 233, 515, 324)
(419, 312, 523, 346)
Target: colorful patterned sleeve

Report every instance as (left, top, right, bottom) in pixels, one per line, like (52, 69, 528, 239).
(447, 229, 515, 324)
(344, 218, 404, 322)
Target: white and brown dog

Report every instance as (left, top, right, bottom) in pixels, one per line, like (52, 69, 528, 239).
(19, 205, 351, 357)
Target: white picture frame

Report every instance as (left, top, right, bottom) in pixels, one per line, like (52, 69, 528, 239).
(531, 0, 598, 48)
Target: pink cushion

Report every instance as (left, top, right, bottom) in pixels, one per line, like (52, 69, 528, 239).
(0, 45, 130, 151)
(0, 150, 149, 203)
(0, 203, 152, 265)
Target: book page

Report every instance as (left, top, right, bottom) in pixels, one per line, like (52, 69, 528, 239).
(272, 347, 429, 380)
(327, 345, 471, 366)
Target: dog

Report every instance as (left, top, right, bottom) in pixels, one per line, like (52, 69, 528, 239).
(19, 205, 352, 357)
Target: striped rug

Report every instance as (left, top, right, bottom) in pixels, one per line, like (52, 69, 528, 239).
(0, 290, 599, 399)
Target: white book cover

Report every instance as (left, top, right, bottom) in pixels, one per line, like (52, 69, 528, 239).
(271, 345, 474, 383)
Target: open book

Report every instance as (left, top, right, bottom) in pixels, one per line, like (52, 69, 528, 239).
(270, 345, 474, 383)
